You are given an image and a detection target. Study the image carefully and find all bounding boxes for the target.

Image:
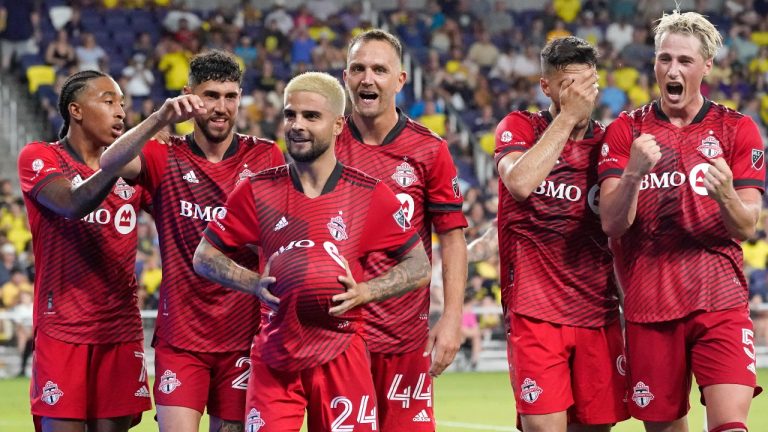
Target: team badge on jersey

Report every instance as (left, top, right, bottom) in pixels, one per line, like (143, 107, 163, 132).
(697, 135, 722, 159)
(392, 161, 418, 187)
(327, 213, 349, 241)
(32, 158, 44, 173)
(236, 164, 255, 186)
(452, 176, 461, 198)
(393, 207, 411, 230)
(113, 178, 136, 200)
(631, 381, 654, 408)
(41, 381, 64, 405)
(246, 408, 266, 432)
(752, 149, 764, 170)
(157, 370, 182, 394)
(500, 130, 513, 143)
(601, 143, 610, 157)
(520, 378, 543, 403)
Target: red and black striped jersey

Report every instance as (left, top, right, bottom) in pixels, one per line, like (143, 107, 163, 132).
(598, 100, 765, 323)
(19, 140, 145, 343)
(135, 134, 284, 352)
(204, 163, 420, 371)
(494, 111, 620, 328)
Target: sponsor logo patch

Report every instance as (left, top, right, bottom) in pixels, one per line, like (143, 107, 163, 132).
(413, 409, 431, 422)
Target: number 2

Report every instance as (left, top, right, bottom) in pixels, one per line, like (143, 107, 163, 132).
(231, 357, 251, 390)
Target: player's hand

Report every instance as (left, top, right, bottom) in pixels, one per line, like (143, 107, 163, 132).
(424, 312, 462, 377)
(256, 252, 280, 311)
(625, 133, 661, 178)
(704, 157, 736, 204)
(151, 128, 172, 145)
(330, 257, 372, 316)
(558, 70, 599, 124)
(155, 94, 206, 125)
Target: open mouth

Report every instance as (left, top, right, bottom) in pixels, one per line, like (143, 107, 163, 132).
(288, 135, 311, 144)
(666, 82, 683, 96)
(359, 91, 378, 101)
(111, 124, 124, 135)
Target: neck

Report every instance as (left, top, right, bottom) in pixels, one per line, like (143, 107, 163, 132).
(293, 151, 337, 198)
(65, 129, 105, 169)
(351, 107, 399, 145)
(193, 128, 235, 162)
(660, 94, 704, 127)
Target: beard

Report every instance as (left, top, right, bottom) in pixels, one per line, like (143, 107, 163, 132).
(288, 137, 332, 163)
(195, 116, 235, 144)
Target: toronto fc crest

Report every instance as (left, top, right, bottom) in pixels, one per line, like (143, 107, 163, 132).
(236, 164, 255, 186)
(158, 370, 182, 394)
(113, 178, 136, 200)
(246, 408, 266, 432)
(697, 135, 722, 159)
(520, 378, 543, 403)
(632, 381, 654, 408)
(327, 213, 349, 241)
(391, 161, 418, 187)
(42, 381, 64, 405)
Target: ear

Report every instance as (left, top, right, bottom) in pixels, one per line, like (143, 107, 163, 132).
(396, 70, 407, 92)
(68, 101, 83, 122)
(342, 68, 348, 83)
(333, 115, 344, 136)
(703, 57, 713, 76)
(182, 86, 192, 95)
(540, 77, 551, 98)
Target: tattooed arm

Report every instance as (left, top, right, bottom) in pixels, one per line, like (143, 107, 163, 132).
(193, 237, 280, 310)
(467, 219, 498, 263)
(329, 242, 431, 316)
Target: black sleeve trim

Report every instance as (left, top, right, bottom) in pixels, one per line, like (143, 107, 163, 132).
(203, 228, 239, 253)
(427, 202, 463, 212)
(734, 179, 765, 190)
(494, 145, 527, 164)
(598, 168, 624, 182)
(29, 172, 64, 199)
(388, 233, 421, 259)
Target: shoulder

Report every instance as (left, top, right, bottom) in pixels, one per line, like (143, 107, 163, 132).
(19, 140, 59, 157)
(707, 100, 746, 122)
(251, 164, 289, 183)
(237, 134, 278, 148)
(341, 165, 380, 190)
(404, 116, 444, 143)
(622, 102, 655, 122)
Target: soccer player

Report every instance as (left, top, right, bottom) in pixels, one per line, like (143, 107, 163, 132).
(599, 11, 763, 432)
(337, 29, 468, 431)
(100, 50, 285, 432)
(192, 71, 431, 432)
(18, 70, 151, 431)
(494, 36, 628, 431)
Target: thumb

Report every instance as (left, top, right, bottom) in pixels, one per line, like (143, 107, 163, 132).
(423, 333, 436, 357)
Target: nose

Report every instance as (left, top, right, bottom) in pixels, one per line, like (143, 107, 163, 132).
(667, 60, 681, 79)
(361, 68, 374, 86)
(116, 103, 126, 120)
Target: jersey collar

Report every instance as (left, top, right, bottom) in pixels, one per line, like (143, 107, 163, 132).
(652, 98, 712, 124)
(185, 133, 240, 160)
(289, 161, 344, 195)
(59, 137, 86, 164)
(541, 110, 595, 139)
(346, 107, 408, 146)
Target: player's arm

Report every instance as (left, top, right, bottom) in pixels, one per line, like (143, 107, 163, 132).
(193, 238, 279, 310)
(33, 171, 118, 220)
(329, 242, 431, 316)
(600, 133, 661, 238)
(100, 94, 205, 179)
(704, 158, 762, 240)
(467, 219, 498, 263)
(499, 72, 598, 201)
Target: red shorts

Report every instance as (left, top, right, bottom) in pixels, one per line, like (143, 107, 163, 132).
(370, 348, 435, 431)
(31, 331, 152, 420)
(507, 314, 629, 424)
(153, 337, 250, 421)
(244, 334, 377, 432)
(625, 307, 762, 422)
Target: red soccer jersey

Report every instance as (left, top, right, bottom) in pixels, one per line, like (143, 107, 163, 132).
(335, 111, 467, 354)
(598, 100, 766, 323)
(135, 134, 284, 352)
(18, 141, 144, 344)
(203, 163, 420, 371)
(494, 111, 620, 327)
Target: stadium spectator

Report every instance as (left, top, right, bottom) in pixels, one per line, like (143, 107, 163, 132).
(575, 10, 604, 46)
(553, 0, 582, 23)
(18, 69, 151, 431)
(12, 289, 32, 377)
(157, 39, 191, 97)
(99, 50, 284, 432)
(194, 70, 430, 432)
(264, 0, 293, 36)
(338, 29, 468, 431)
(0, 266, 30, 309)
(494, 36, 628, 430)
(599, 10, 763, 430)
(0, 242, 18, 286)
(74, 32, 107, 72)
(483, 1, 514, 37)
(466, 30, 500, 70)
(606, 17, 635, 53)
(619, 26, 656, 71)
(599, 71, 629, 116)
(121, 53, 154, 100)
(0, 0, 38, 72)
(44, 30, 76, 72)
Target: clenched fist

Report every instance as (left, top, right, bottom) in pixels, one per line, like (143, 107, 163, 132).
(625, 134, 661, 178)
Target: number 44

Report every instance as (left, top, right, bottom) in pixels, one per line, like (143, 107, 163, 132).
(387, 373, 432, 408)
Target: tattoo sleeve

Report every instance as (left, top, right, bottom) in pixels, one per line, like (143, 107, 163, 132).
(216, 421, 244, 432)
(193, 238, 261, 296)
(367, 242, 431, 302)
(467, 223, 498, 263)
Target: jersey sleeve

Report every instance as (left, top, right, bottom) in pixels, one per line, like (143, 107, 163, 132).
(202, 179, 262, 253)
(730, 116, 766, 193)
(597, 113, 633, 183)
(134, 139, 171, 192)
(427, 141, 468, 233)
(268, 143, 286, 167)
(493, 112, 537, 166)
(17, 143, 65, 200)
(361, 182, 421, 259)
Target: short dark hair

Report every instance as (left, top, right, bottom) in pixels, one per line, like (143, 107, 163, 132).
(57, 70, 108, 138)
(188, 49, 242, 87)
(347, 29, 403, 62)
(540, 36, 598, 75)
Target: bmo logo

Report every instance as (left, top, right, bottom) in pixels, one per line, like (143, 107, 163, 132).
(179, 200, 226, 221)
(688, 163, 710, 196)
(533, 181, 583, 202)
(81, 204, 137, 235)
(639, 171, 685, 190)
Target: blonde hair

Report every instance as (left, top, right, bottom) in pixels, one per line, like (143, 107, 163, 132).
(653, 10, 723, 60)
(284, 72, 346, 116)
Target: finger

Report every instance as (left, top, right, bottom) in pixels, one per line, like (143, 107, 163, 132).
(430, 347, 449, 377)
(423, 332, 436, 357)
(710, 157, 732, 174)
(331, 290, 353, 303)
(329, 300, 353, 316)
(179, 97, 194, 113)
(262, 252, 278, 278)
(337, 275, 354, 289)
(262, 289, 280, 305)
(171, 100, 183, 117)
(341, 256, 353, 279)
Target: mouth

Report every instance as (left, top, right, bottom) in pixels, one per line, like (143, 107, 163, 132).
(111, 123, 124, 136)
(359, 91, 378, 103)
(287, 135, 311, 144)
(209, 117, 229, 126)
(666, 82, 683, 98)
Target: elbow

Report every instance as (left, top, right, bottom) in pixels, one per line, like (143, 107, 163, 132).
(601, 219, 628, 239)
(503, 181, 532, 202)
(192, 243, 208, 277)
